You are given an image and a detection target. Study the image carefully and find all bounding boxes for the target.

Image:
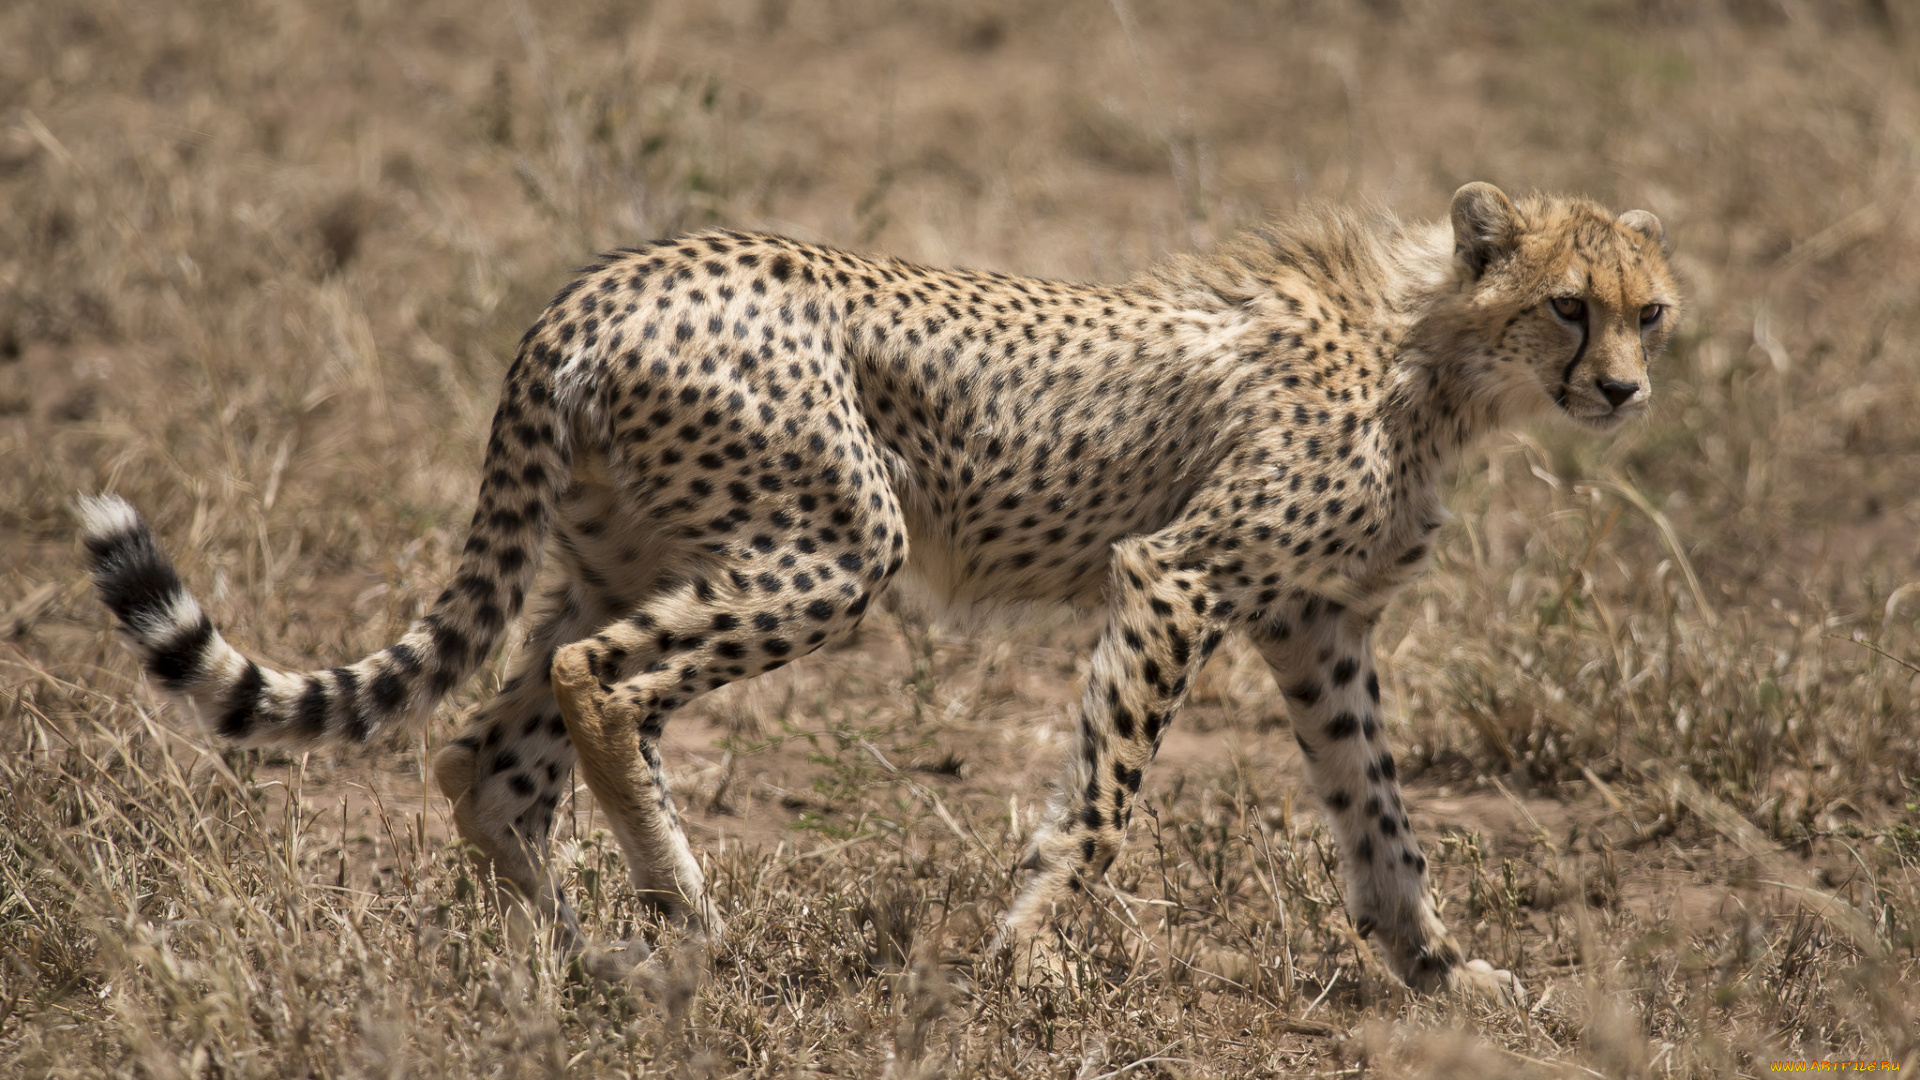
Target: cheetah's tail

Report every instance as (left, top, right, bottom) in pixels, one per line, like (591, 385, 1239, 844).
(78, 350, 567, 746)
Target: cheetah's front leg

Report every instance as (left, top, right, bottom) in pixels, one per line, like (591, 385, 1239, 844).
(1251, 608, 1522, 1003)
(997, 534, 1225, 971)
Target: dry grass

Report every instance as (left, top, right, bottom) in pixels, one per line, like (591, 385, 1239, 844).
(5, 1, 1920, 1076)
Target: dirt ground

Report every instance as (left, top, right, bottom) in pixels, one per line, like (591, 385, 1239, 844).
(4, 1, 1920, 1077)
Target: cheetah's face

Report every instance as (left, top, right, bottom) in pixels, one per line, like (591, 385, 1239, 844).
(1451, 182, 1681, 430)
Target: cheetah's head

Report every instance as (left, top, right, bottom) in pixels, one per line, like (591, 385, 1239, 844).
(1450, 182, 1681, 430)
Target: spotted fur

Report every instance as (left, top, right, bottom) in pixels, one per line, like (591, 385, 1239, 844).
(81, 182, 1679, 996)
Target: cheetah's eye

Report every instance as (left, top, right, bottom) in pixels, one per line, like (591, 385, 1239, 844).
(1639, 303, 1665, 327)
(1550, 297, 1586, 321)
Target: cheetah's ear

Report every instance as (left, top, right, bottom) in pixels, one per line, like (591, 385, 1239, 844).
(1615, 209, 1670, 256)
(1450, 182, 1520, 280)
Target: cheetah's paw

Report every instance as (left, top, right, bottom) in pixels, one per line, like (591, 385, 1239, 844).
(1451, 957, 1526, 1008)
(578, 938, 655, 983)
(994, 930, 1073, 989)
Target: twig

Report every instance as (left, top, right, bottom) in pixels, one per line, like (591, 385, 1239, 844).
(1088, 1055, 1195, 1080)
(365, 782, 417, 894)
(1086, 1038, 1190, 1080)
(1760, 880, 1886, 959)
(1584, 476, 1718, 627)
(1489, 775, 1556, 855)
(856, 740, 999, 864)
(1301, 965, 1342, 1019)
(788, 831, 879, 862)
(1578, 763, 1626, 813)
(1827, 633, 1920, 675)
(1628, 757, 1775, 860)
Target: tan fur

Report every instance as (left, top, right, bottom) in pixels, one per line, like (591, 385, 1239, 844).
(84, 183, 1679, 1001)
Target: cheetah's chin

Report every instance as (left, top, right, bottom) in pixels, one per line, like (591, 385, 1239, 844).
(1560, 404, 1642, 430)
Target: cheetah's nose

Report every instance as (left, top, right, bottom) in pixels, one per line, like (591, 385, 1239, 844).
(1596, 377, 1640, 409)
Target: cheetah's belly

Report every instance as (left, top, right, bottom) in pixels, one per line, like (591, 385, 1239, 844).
(875, 443, 1196, 626)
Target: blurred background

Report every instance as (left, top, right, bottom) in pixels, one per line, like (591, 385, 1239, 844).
(3, 1, 1918, 1076)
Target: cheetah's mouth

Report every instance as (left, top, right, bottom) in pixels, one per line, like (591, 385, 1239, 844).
(1549, 326, 1645, 428)
(1553, 388, 1645, 429)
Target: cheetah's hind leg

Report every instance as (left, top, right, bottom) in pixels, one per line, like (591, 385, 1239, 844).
(547, 558, 900, 975)
(550, 637, 723, 953)
(428, 581, 615, 955)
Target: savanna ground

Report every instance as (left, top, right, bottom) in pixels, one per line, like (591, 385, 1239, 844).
(4, 1, 1920, 1076)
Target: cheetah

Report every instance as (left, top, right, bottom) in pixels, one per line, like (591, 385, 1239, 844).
(81, 182, 1678, 1000)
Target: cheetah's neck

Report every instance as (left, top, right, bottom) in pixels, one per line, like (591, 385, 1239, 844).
(1375, 223, 1535, 489)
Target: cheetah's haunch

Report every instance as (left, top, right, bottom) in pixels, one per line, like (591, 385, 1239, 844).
(81, 182, 1678, 1002)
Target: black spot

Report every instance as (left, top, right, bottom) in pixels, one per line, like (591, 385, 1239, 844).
(1294, 730, 1317, 761)
(150, 618, 215, 689)
(1324, 712, 1359, 739)
(1325, 789, 1352, 811)
(216, 660, 265, 739)
(369, 667, 407, 715)
(333, 667, 370, 742)
(1330, 657, 1358, 686)
(295, 677, 329, 737)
